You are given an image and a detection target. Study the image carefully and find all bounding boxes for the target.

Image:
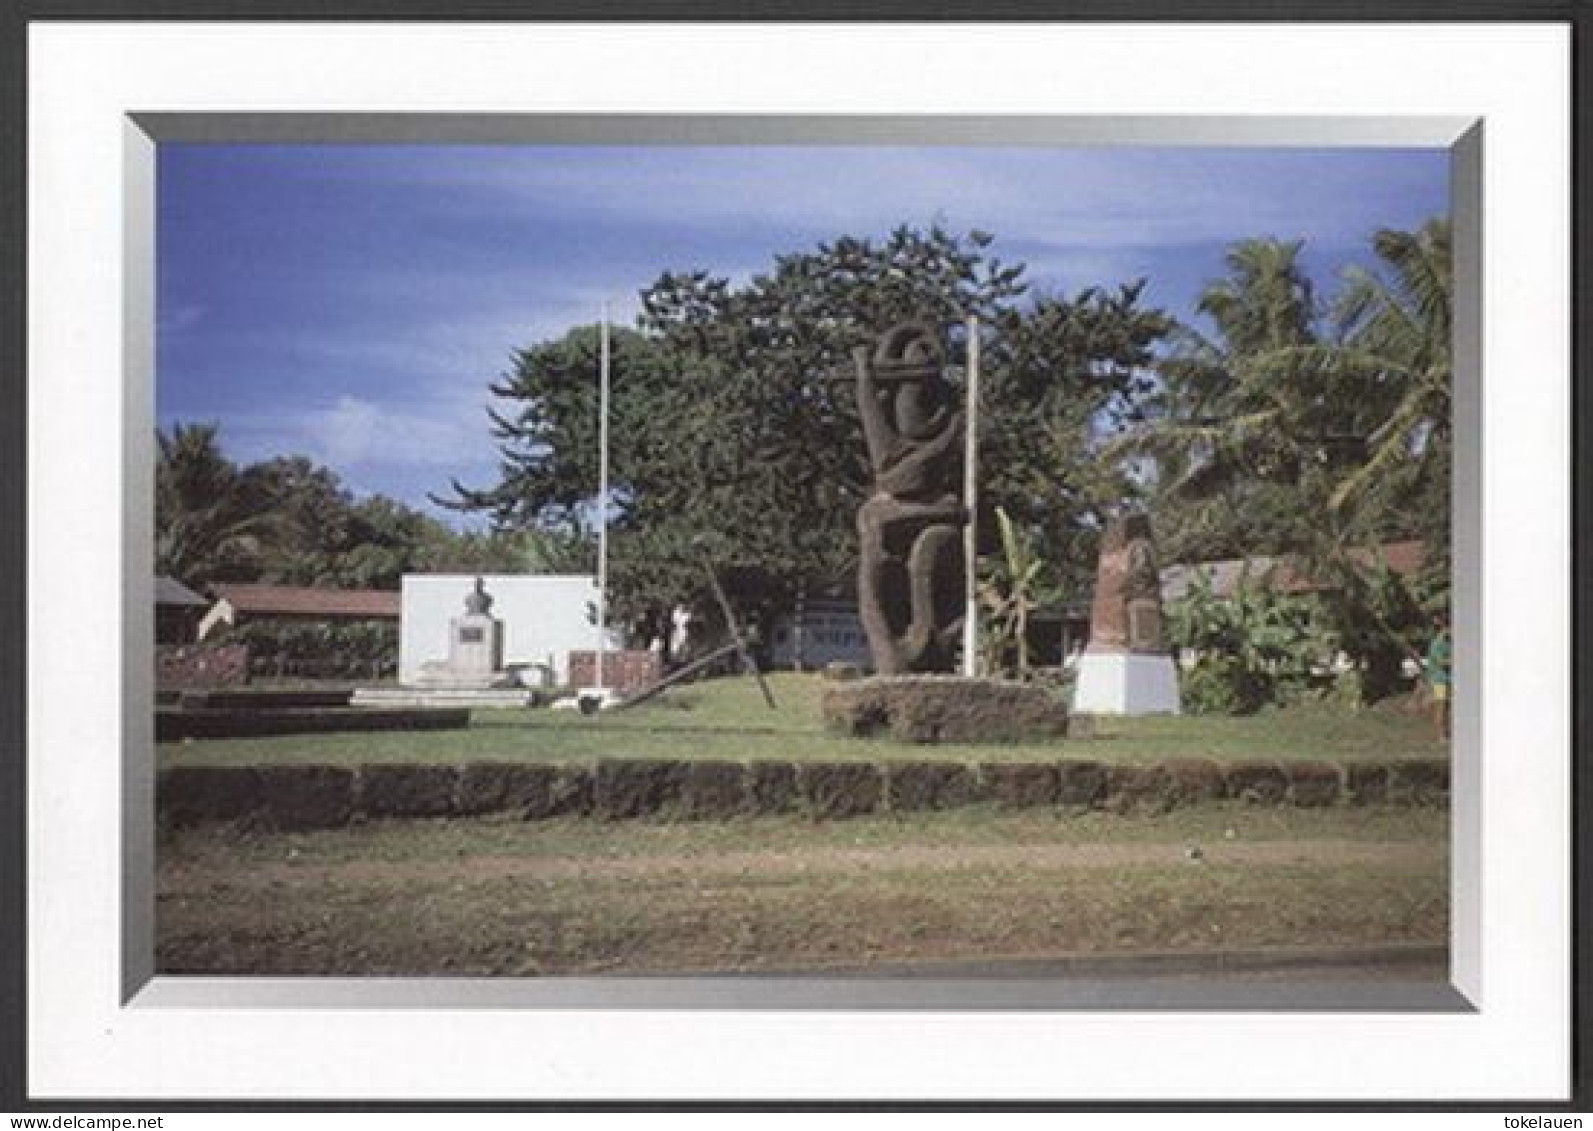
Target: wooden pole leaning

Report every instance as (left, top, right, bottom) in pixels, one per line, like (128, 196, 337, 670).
(703, 557, 778, 710)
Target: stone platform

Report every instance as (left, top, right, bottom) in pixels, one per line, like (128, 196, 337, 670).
(352, 686, 533, 709)
(821, 675, 1068, 744)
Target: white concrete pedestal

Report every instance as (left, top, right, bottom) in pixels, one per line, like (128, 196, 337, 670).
(1072, 650, 1181, 715)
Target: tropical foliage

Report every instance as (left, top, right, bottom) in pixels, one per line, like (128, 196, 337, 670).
(155, 423, 282, 588)
(156, 425, 538, 593)
(161, 217, 1452, 710)
(222, 618, 401, 681)
(1110, 220, 1452, 704)
(976, 506, 1059, 679)
(1165, 569, 1329, 715)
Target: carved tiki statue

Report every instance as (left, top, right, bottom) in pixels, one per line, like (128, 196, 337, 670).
(1086, 514, 1166, 654)
(853, 322, 967, 674)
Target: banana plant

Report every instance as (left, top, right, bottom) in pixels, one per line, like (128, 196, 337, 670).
(1166, 565, 1327, 713)
(976, 506, 1057, 679)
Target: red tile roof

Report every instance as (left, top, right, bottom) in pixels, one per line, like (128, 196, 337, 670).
(1161, 541, 1429, 600)
(210, 584, 400, 619)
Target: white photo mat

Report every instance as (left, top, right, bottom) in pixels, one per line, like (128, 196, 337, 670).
(27, 21, 1570, 1101)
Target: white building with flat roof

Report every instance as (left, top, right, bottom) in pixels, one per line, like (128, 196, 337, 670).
(398, 573, 622, 688)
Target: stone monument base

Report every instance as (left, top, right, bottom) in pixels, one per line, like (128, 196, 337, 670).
(1071, 651, 1181, 716)
(821, 675, 1068, 744)
(351, 686, 532, 709)
(411, 660, 518, 690)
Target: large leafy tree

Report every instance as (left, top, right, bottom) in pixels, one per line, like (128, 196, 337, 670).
(440, 322, 704, 631)
(239, 455, 465, 590)
(448, 226, 1174, 641)
(1284, 219, 1455, 699)
(630, 226, 1028, 633)
(979, 282, 1173, 595)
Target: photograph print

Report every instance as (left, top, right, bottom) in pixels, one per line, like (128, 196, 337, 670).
(152, 135, 1456, 985)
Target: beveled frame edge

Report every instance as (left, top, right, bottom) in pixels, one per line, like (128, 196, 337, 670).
(120, 111, 1481, 1014)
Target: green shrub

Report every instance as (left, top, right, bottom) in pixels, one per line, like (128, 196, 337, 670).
(222, 618, 398, 680)
(1167, 568, 1327, 715)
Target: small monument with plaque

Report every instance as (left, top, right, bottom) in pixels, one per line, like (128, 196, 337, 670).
(355, 573, 619, 708)
(445, 577, 505, 683)
(1072, 513, 1181, 715)
(412, 577, 515, 691)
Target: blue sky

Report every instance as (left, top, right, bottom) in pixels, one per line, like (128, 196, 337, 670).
(157, 144, 1448, 524)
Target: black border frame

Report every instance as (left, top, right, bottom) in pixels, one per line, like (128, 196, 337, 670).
(1, 0, 1584, 1113)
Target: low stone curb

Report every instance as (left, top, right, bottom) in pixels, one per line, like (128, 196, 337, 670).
(158, 755, 1450, 830)
(156, 705, 470, 742)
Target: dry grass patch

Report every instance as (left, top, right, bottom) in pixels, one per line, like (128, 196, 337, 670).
(158, 806, 1447, 976)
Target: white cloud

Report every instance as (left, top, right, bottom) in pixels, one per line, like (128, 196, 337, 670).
(365, 146, 1446, 253)
(177, 387, 490, 474)
(315, 393, 488, 470)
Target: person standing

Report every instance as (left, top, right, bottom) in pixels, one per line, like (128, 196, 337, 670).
(1425, 611, 1452, 741)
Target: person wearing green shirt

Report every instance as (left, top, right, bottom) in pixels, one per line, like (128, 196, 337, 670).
(1425, 611, 1451, 742)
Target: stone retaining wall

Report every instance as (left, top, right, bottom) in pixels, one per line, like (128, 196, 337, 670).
(158, 755, 1450, 830)
(156, 706, 470, 742)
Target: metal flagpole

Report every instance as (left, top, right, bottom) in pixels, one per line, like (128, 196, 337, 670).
(596, 303, 610, 693)
(962, 314, 980, 677)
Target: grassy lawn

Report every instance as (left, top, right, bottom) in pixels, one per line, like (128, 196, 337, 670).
(158, 804, 1447, 976)
(157, 671, 1446, 768)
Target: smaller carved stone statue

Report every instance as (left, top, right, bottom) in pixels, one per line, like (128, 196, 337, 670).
(852, 322, 967, 675)
(1086, 514, 1165, 654)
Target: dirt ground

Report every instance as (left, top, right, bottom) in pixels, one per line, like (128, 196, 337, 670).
(157, 806, 1448, 977)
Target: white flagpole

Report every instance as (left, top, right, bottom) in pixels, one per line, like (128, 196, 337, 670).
(962, 314, 980, 678)
(596, 303, 610, 692)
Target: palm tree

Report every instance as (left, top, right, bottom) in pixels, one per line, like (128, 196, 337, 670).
(1105, 238, 1327, 551)
(1205, 220, 1451, 522)
(1124, 223, 1453, 705)
(1111, 225, 1451, 548)
(1196, 237, 1316, 355)
(1267, 219, 1455, 701)
(155, 423, 275, 588)
(1322, 218, 1452, 513)
(977, 506, 1057, 679)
